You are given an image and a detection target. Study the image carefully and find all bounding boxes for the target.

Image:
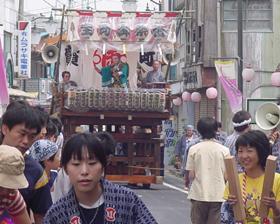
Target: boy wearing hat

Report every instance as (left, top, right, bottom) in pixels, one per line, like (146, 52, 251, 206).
(0, 145, 31, 224)
(29, 140, 60, 189)
(0, 104, 52, 224)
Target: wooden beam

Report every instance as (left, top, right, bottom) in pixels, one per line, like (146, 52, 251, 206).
(44, 33, 67, 45)
(106, 175, 156, 184)
(259, 155, 277, 222)
(224, 156, 246, 222)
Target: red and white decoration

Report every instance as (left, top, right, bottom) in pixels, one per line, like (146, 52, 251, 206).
(206, 87, 218, 99)
(181, 91, 191, 102)
(191, 92, 201, 103)
(271, 71, 280, 87)
(66, 11, 180, 53)
(242, 67, 255, 82)
(172, 97, 182, 106)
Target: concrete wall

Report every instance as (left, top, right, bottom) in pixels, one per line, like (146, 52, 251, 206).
(221, 1, 280, 133)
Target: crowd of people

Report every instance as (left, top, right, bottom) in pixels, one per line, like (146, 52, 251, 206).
(175, 108, 280, 223)
(0, 100, 157, 224)
(2, 65, 280, 223)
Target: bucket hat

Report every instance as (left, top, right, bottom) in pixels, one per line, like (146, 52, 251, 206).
(0, 145, 28, 189)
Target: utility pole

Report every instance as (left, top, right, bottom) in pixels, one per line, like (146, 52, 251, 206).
(18, 0, 24, 22)
(237, 0, 243, 93)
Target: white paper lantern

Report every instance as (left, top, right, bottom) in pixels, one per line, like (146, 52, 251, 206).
(135, 24, 148, 41)
(271, 71, 280, 87)
(206, 87, 218, 99)
(182, 91, 191, 102)
(98, 22, 111, 40)
(242, 67, 255, 82)
(191, 92, 201, 103)
(172, 97, 182, 106)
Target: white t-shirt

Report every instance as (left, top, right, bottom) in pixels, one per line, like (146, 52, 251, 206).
(51, 168, 71, 203)
(186, 139, 230, 202)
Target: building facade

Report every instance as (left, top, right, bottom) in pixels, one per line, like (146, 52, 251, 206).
(0, 0, 18, 88)
(169, 0, 280, 134)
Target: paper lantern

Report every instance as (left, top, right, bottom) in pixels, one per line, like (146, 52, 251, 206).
(79, 22, 94, 40)
(98, 22, 111, 40)
(206, 87, 218, 99)
(191, 92, 201, 103)
(242, 67, 255, 82)
(271, 71, 280, 87)
(134, 24, 148, 41)
(116, 23, 130, 41)
(172, 97, 182, 106)
(182, 91, 191, 102)
(152, 23, 165, 40)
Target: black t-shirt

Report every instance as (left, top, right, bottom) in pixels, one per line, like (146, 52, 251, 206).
(79, 203, 105, 224)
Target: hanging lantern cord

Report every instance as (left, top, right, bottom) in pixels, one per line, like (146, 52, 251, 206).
(237, 56, 251, 67)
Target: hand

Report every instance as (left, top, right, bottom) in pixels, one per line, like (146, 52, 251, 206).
(262, 190, 277, 210)
(267, 129, 279, 146)
(228, 194, 238, 206)
(113, 72, 119, 78)
(184, 177, 190, 188)
(95, 67, 101, 73)
(272, 132, 280, 145)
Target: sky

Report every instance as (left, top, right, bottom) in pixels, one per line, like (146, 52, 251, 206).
(24, 0, 159, 16)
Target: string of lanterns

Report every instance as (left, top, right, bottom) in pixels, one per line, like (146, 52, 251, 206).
(173, 66, 280, 106)
(172, 87, 218, 106)
(242, 66, 280, 88)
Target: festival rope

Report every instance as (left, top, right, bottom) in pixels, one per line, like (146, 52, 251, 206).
(239, 172, 270, 224)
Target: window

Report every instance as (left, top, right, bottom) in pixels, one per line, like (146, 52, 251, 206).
(4, 32, 12, 52)
(223, 0, 272, 31)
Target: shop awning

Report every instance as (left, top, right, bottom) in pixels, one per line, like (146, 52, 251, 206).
(8, 88, 36, 99)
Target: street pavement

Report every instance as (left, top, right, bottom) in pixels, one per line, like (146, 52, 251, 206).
(123, 168, 192, 224)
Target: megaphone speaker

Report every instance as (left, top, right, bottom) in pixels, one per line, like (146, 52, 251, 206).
(163, 49, 180, 66)
(42, 45, 59, 64)
(255, 102, 280, 130)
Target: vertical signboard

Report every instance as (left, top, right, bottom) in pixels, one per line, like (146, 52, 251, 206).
(18, 21, 31, 78)
(163, 119, 177, 165)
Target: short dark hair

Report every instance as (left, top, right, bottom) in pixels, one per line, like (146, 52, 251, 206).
(95, 132, 115, 156)
(50, 116, 63, 133)
(33, 105, 50, 127)
(6, 100, 29, 111)
(235, 130, 269, 169)
(232, 111, 251, 132)
(217, 122, 222, 128)
(39, 152, 57, 168)
(61, 132, 107, 174)
(1, 105, 42, 141)
(46, 120, 59, 139)
(197, 117, 218, 139)
(62, 71, 71, 78)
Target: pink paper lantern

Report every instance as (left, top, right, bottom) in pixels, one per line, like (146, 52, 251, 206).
(206, 87, 218, 99)
(172, 97, 182, 106)
(191, 92, 201, 103)
(242, 67, 255, 82)
(182, 91, 191, 102)
(271, 71, 280, 87)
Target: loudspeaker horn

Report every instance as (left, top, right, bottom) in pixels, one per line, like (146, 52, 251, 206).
(255, 102, 280, 130)
(162, 49, 180, 66)
(42, 45, 59, 64)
